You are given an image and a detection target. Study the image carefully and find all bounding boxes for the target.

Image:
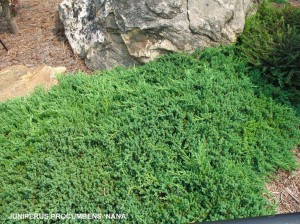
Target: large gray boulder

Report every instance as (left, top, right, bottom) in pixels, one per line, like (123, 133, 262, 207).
(59, 0, 259, 70)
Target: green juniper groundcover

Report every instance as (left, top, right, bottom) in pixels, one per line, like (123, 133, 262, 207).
(0, 47, 299, 223)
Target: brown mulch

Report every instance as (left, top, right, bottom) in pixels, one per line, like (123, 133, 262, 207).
(272, 0, 300, 7)
(0, 0, 91, 74)
(266, 148, 300, 213)
(1, 0, 300, 216)
(290, 0, 300, 7)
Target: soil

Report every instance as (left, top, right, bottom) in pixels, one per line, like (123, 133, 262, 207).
(0, 0, 299, 216)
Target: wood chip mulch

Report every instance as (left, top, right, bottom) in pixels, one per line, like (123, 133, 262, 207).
(266, 147, 300, 213)
(289, 0, 300, 7)
(0, 0, 91, 74)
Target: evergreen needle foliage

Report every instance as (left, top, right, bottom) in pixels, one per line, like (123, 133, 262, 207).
(0, 47, 299, 223)
(237, 1, 300, 108)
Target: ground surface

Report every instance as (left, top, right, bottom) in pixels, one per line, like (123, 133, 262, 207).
(266, 148, 300, 214)
(0, 0, 91, 73)
(0, 0, 299, 216)
(287, 0, 300, 7)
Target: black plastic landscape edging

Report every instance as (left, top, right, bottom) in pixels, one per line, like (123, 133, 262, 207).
(199, 212, 300, 224)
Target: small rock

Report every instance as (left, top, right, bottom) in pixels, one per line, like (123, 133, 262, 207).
(0, 65, 67, 102)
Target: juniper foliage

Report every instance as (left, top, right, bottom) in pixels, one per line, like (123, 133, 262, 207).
(237, 1, 300, 108)
(0, 47, 299, 223)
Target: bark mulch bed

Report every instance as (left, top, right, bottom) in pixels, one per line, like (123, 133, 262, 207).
(266, 148, 300, 214)
(0, 0, 91, 74)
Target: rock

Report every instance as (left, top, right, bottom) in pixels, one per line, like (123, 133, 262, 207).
(0, 65, 67, 102)
(59, 0, 260, 70)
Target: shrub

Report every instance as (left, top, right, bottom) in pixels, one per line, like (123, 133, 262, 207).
(0, 47, 299, 223)
(237, 1, 300, 107)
